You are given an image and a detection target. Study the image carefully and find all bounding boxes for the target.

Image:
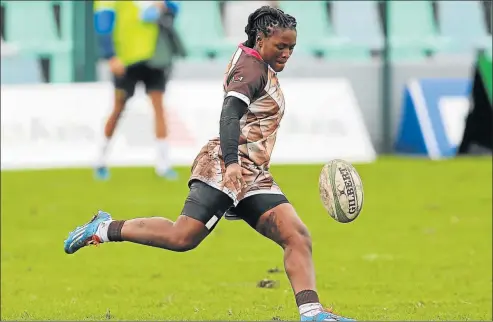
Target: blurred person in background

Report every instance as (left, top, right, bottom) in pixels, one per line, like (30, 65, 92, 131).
(223, 1, 279, 45)
(93, 0, 185, 180)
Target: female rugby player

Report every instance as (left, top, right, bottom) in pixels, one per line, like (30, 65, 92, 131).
(64, 6, 354, 321)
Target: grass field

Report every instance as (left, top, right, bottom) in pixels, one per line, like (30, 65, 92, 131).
(1, 157, 492, 321)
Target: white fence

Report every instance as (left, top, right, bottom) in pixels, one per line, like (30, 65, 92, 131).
(1, 79, 376, 170)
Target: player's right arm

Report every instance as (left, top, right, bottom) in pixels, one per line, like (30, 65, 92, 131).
(93, 1, 124, 76)
(219, 58, 266, 193)
(220, 96, 249, 194)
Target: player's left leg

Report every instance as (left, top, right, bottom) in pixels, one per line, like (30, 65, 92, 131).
(64, 180, 233, 254)
(234, 195, 354, 321)
(144, 65, 177, 180)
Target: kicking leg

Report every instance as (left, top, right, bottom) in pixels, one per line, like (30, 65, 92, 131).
(64, 180, 233, 254)
(109, 214, 208, 252)
(235, 195, 354, 321)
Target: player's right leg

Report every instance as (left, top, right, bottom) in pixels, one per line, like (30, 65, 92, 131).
(94, 68, 137, 180)
(234, 196, 354, 321)
(64, 180, 233, 254)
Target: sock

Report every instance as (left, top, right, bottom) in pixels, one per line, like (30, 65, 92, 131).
(299, 303, 323, 317)
(156, 138, 170, 172)
(107, 220, 126, 242)
(95, 220, 113, 242)
(296, 290, 322, 316)
(97, 136, 111, 167)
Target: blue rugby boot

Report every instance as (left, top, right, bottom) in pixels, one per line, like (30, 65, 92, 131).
(64, 211, 112, 254)
(301, 308, 355, 321)
(94, 166, 110, 181)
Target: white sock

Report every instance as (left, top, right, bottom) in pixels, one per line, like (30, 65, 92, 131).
(95, 220, 113, 242)
(97, 137, 111, 168)
(299, 302, 323, 316)
(155, 138, 170, 172)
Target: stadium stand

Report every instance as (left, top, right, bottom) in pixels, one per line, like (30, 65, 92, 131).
(1, 1, 73, 83)
(482, 0, 492, 35)
(386, 1, 440, 60)
(1, 0, 492, 84)
(174, 1, 237, 60)
(331, 0, 384, 60)
(0, 36, 16, 57)
(437, 1, 491, 55)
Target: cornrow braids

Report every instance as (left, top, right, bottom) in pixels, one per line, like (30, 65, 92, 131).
(243, 6, 297, 48)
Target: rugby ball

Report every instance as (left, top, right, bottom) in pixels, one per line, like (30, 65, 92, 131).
(319, 159, 364, 223)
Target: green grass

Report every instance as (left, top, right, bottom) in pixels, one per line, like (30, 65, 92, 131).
(1, 157, 492, 321)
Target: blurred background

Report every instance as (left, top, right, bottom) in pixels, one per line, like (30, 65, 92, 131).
(0, 0, 492, 165)
(1, 2, 492, 320)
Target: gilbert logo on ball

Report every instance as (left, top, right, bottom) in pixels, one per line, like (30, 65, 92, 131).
(319, 159, 364, 223)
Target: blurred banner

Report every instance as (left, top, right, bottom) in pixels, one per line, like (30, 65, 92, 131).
(458, 52, 493, 155)
(0, 79, 376, 171)
(394, 78, 472, 159)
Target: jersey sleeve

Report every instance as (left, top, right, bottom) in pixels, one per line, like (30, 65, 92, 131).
(94, 1, 116, 34)
(93, 0, 117, 59)
(224, 58, 267, 106)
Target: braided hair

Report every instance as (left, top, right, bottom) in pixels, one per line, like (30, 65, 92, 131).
(243, 6, 297, 48)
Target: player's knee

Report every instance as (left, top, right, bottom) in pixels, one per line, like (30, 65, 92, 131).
(171, 234, 202, 252)
(287, 223, 312, 253)
(149, 92, 164, 110)
(115, 89, 129, 105)
(112, 101, 127, 117)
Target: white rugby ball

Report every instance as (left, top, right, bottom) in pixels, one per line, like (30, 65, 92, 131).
(319, 159, 364, 223)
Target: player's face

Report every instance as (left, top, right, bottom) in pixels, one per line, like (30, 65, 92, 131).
(260, 28, 297, 72)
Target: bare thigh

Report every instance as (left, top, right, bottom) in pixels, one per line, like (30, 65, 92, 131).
(254, 203, 311, 248)
(230, 192, 310, 248)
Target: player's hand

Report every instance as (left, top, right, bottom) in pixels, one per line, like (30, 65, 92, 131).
(109, 57, 125, 77)
(223, 163, 247, 195)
